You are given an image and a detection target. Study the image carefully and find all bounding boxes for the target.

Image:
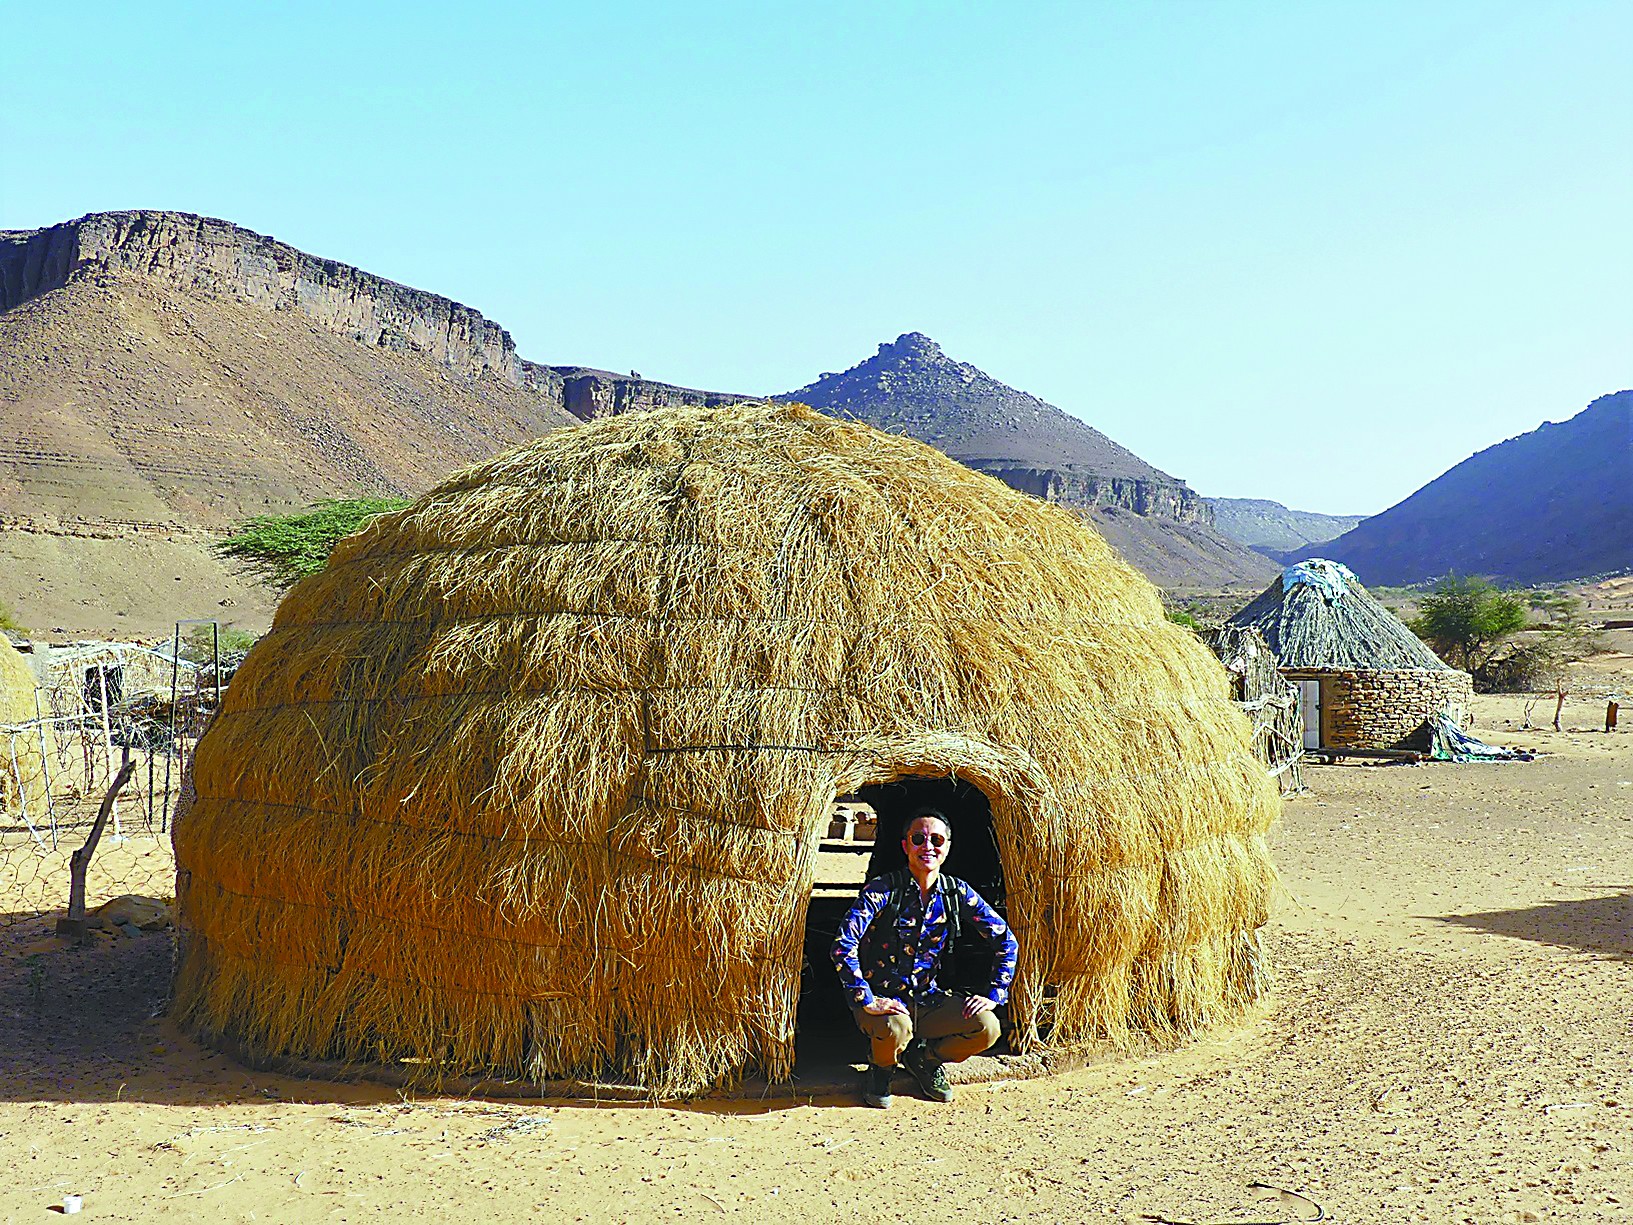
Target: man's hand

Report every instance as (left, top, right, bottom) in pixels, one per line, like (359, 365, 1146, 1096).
(963, 994, 998, 1018)
(863, 997, 909, 1016)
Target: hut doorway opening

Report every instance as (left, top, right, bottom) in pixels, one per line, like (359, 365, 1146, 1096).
(795, 774, 1008, 1070)
(1298, 679, 1323, 749)
(857, 775, 1004, 906)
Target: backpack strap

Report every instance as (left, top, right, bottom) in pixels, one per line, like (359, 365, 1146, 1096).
(875, 868, 912, 934)
(939, 874, 966, 942)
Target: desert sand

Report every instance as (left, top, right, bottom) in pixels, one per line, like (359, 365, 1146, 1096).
(2, 681, 1629, 1224)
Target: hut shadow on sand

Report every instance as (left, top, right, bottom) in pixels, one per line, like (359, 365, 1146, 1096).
(0, 921, 800, 1113)
(1429, 893, 1633, 962)
(172, 400, 1282, 1099)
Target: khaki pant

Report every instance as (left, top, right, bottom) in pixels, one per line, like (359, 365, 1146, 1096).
(851, 996, 1001, 1067)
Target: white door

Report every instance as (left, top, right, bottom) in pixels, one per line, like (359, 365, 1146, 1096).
(1299, 680, 1322, 750)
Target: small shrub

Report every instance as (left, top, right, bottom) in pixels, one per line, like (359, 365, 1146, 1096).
(1478, 640, 1567, 693)
(1460, 603, 1605, 694)
(1410, 575, 1528, 675)
(0, 600, 26, 637)
(214, 497, 409, 592)
(178, 625, 260, 666)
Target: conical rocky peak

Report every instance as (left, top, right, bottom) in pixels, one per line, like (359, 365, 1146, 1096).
(878, 331, 942, 358)
(782, 332, 1195, 498)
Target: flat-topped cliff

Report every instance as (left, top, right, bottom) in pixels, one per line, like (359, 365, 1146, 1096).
(546, 364, 744, 420)
(1, 211, 529, 386)
(0, 211, 736, 420)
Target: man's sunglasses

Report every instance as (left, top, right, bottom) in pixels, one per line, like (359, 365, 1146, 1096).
(909, 831, 948, 848)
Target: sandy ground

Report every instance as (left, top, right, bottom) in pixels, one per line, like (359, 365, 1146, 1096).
(2, 687, 1629, 1223)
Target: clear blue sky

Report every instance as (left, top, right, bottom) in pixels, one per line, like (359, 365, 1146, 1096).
(4, 0, 1628, 513)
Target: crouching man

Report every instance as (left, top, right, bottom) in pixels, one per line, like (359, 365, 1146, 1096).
(830, 808, 1019, 1107)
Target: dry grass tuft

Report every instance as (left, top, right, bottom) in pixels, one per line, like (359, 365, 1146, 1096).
(173, 400, 1280, 1096)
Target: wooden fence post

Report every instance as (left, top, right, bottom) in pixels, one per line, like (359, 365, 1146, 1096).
(96, 663, 123, 839)
(56, 747, 136, 940)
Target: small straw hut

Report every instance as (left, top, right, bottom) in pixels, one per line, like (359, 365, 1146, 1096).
(1, 635, 49, 822)
(1227, 559, 1473, 752)
(173, 400, 1280, 1096)
(34, 641, 195, 719)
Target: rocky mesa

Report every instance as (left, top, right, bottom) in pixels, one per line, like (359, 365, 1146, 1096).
(0, 210, 740, 434)
(2, 211, 528, 386)
(0, 211, 741, 635)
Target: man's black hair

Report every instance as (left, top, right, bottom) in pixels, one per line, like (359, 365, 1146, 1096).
(905, 807, 951, 833)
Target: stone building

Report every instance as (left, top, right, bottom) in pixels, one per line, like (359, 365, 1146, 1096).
(1226, 560, 1472, 753)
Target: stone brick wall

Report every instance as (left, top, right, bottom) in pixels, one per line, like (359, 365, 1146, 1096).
(1289, 668, 1474, 751)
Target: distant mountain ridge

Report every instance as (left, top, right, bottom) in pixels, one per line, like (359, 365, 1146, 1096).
(1293, 391, 1632, 585)
(0, 213, 1274, 634)
(1208, 498, 1366, 553)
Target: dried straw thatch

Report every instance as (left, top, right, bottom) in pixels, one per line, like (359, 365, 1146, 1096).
(2, 635, 49, 821)
(173, 400, 1280, 1096)
(0, 636, 37, 725)
(1227, 560, 1450, 671)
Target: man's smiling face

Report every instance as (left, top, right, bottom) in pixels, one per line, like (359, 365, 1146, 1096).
(902, 814, 951, 873)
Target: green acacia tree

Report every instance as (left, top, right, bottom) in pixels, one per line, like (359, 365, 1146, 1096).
(1409, 575, 1528, 675)
(213, 497, 410, 592)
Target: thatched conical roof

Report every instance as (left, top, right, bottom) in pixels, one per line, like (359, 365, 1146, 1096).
(1227, 559, 1450, 671)
(174, 400, 1279, 1096)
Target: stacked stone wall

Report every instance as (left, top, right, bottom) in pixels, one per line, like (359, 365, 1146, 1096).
(1292, 668, 1474, 751)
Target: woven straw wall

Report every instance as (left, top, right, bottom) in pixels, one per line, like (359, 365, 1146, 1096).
(172, 401, 1280, 1095)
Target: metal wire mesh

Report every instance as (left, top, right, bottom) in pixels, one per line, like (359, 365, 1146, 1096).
(2, 627, 223, 926)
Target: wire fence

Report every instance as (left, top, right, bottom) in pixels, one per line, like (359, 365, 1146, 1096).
(2, 626, 225, 926)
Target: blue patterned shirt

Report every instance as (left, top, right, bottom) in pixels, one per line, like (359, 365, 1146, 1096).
(831, 874, 1018, 1008)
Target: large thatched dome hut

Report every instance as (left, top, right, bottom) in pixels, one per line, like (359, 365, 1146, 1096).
(174, 400, 1279, 1095)
(1228, 559, 1473, 752)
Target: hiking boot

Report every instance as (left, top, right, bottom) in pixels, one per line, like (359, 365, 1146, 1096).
(902, 1044, 954, 1103)
(862, 1063, 894, 1108)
